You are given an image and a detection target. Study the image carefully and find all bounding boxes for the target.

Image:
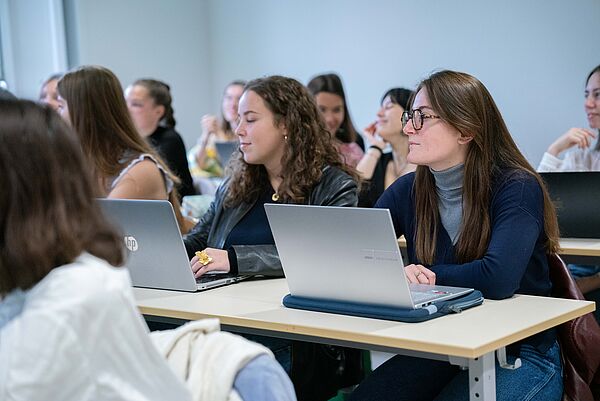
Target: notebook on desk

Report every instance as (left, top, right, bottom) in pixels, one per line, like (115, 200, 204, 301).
(97, 199, 248, 292)
(540, 172, 600, 238)
(264, 204, 473, 309)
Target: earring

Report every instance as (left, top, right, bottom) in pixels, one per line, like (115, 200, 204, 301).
(284, 135, 288, 141)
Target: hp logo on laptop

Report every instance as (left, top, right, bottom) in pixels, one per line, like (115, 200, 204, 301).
(124, 236, 138, 252)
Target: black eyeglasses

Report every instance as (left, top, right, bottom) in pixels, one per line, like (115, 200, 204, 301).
(401, 109, 441, 130)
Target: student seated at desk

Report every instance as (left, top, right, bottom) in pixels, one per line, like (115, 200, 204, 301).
(56, 66, 193, 233)
(0, 99, 191, 400)
(348, 70, 563, 401)
(184, 75, 359, 278)
(183, 75, 359, 384)
(538, 64, 600, 322)
(0, 99, 296, 401)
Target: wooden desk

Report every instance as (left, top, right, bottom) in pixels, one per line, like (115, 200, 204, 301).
(398, 236, 600, 263)
(559, 238, 600, 264)
(135, 279, 593, 401)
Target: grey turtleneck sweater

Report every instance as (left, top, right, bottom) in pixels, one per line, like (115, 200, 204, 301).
(430, 164, 464, 244)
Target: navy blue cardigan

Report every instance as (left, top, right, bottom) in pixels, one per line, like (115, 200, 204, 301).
(375, 169, 552, 301)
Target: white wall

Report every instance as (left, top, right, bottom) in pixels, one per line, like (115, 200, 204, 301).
(206, 0, 600, 165)
(4, 0, 599, 165)
(0, 0, 67, 97)
(63, 0, 212, 151)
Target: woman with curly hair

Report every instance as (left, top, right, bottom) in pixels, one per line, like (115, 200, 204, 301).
(184, 75, 359, 278)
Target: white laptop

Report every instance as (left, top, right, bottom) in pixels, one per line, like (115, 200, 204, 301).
(265, 204, 473, 309)
(97, 199, 248, 292)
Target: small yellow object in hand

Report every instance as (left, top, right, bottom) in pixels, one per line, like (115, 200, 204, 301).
(195, 250, 213, 266)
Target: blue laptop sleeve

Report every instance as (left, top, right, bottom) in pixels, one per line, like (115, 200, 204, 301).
(282, 290, 484, 323)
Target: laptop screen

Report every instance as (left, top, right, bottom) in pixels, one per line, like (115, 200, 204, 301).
(540, 172, 600, 238)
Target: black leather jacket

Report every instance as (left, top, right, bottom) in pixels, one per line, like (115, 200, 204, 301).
(183, 166, 358, 276)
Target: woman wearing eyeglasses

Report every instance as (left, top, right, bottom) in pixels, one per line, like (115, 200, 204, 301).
(356, 88, 416, 207)
(348, 70, 562, 401)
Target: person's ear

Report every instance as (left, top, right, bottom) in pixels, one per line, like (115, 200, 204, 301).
(458, 135, 473, 145)
(155, 104, 165, 119)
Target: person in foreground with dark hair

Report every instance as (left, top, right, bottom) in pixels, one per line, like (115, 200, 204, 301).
(126, 78, 196, 199)
(0, 99, 297, 401)
(348, 70, 563, 401)
(0, 99, 191, 400)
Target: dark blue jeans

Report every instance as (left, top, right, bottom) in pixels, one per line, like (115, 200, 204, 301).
(348, 341, 562, 401)
(242, 334, 292, 373)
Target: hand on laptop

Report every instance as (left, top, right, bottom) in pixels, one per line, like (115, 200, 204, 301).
(405, 264, 436, 285)
(190, 248, 230, 278)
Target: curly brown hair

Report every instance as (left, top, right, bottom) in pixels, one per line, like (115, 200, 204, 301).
(225, 75, 359, 207)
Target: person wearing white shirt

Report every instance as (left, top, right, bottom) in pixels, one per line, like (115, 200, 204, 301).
(538, 65, 600, 172)
(537, 64, 600, 323)
(0, 99, 296, 401)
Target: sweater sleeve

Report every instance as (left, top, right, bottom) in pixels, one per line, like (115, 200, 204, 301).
(431, 176, 544, 299)
(537, 152, 564, 172)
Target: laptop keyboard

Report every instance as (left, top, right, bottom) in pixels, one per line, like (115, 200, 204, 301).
(195, 273, 230, 284)
(411, 291, 432, 304)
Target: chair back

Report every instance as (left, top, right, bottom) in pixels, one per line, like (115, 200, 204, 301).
(548, 253, 600, 401)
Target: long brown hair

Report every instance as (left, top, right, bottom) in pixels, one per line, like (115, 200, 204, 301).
(57, 66, 188, 231)
(412, 70, 560, 264)
(0, 100, 124, 295)
(225, 75, 359, 207)
(307, 73, 358, 144)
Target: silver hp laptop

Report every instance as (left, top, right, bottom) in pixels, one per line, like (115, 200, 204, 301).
(98, 199, 248, 292)
(265, 204, 473, 309)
